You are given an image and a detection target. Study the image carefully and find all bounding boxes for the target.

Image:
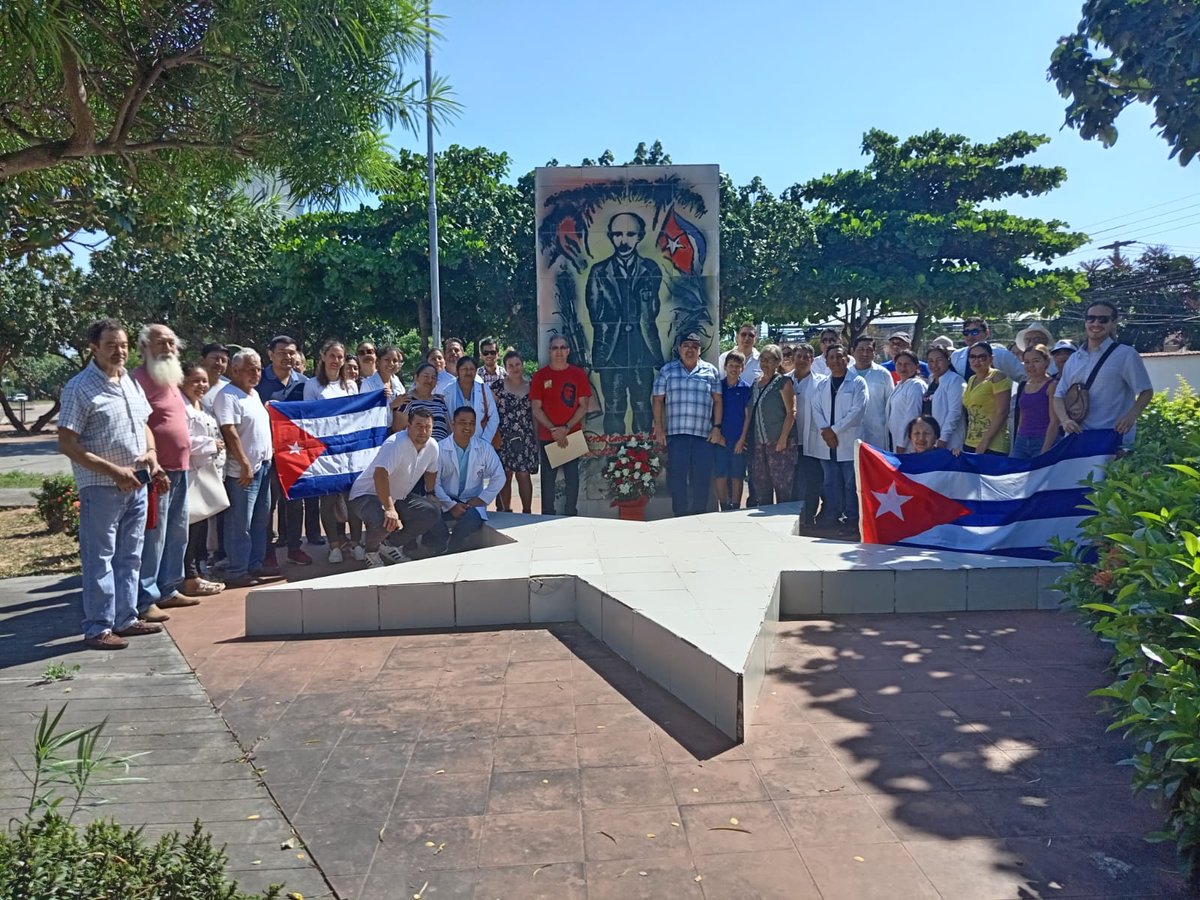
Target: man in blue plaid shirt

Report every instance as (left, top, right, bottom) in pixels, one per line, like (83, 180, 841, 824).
(653, 332, 723, 516)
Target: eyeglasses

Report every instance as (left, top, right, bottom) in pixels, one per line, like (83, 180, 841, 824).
(738, 331, 756, 338)
(680, 342, 701, 349)
(968, 353, 989, 361)
(1085, 315, 1112, 324)
(962, 328, 983, 337)
(549, 345, 570, 352)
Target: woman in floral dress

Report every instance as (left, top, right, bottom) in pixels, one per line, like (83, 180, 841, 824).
(491, 349, 538, 513)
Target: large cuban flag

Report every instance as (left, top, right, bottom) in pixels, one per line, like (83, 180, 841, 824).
(268, 390, 390, 500)
(855, 429, 1121, 560)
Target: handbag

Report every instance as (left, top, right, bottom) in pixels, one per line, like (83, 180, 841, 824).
(188, 461, 230, 524)
(482, 383, 502, 450)
(1062, 342, 1118, 425)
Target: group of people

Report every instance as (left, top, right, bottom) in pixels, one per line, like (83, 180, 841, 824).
(59, 302, 1153, 650)
(705, 303, 1153, 537)
(57, 321, 600, 650)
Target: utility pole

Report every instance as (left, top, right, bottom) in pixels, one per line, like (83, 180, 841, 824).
(1098, 239, 1136, 266)
(425, 4, 442, 349)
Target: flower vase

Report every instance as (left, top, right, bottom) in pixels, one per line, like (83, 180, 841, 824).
(612, 495, 650, 521)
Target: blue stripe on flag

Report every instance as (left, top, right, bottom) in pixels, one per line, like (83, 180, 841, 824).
(284, 472, 359, 500)
(319, 426, 391, 455)
(891, 429, 1121, 476)
(954, 487, 1093, 526)
(274, 389, 388, 421)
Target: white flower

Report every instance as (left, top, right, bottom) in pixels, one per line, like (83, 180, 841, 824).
(618, 482, 632, 495)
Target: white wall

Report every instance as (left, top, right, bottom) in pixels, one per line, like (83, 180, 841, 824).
(1142, 352, 1200, 397)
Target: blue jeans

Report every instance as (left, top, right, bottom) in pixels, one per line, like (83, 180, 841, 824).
(79, 485, 147, 639)
(224, 466, 270, 578)
(1010, 434, 1045, 459)
(667, 434, 714, 517)
(138, 469, 189, 611)
(818, 458, 857, 525)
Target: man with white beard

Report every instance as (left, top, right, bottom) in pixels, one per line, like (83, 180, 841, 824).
(131, 324, 196, 622)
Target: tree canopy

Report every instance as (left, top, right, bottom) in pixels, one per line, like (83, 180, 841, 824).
(782, 129, 1089, 345)
(1049, 0, 1200, 165)
(0, 0, 448, 258)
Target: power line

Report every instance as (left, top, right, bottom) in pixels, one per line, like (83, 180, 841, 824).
(1078, 192, 1200, 229)
(1086, 203, 1200, 238)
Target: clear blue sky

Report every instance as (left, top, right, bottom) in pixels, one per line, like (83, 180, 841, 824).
(389, 0, 1200, 265)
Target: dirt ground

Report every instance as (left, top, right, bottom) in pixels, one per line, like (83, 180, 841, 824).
(0, 507, 79, 579)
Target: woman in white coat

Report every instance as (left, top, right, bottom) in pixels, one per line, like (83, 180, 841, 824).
(924, 345, 966, 451)
(808, 344, 867, 537)
(437, 356, 500, 447)
(885, 350, 928, 452)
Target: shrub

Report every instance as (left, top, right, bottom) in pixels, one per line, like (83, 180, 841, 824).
(1054, 384, 1200, 877)
(33, 474, 78, 538)
(0, 815, 282, 899)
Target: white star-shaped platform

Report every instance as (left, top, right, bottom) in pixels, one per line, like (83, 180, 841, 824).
(245, 504, 1065, 740)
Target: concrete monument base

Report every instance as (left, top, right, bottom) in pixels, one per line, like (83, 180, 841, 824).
(244, 505, 1065, 741)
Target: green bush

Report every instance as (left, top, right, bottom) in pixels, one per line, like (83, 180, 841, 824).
(0, 815, 282, 899)
(1054, 384, 1200, 877)
(33, 474, 78, 538)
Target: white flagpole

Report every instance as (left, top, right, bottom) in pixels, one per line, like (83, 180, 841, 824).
(425, 4, 442, 349)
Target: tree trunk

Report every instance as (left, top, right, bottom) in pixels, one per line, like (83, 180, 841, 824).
(912, 306, 929, 352)
(31, 399, 59, 433)
(0, 393, 29, 434)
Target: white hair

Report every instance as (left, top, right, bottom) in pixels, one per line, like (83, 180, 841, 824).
(230, 348, 261, 369)
(138, 323, 185, 353)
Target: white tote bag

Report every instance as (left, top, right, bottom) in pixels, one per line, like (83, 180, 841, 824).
(188, 462, 230, 524)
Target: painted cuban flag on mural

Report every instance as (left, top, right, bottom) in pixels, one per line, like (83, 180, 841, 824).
(855, 429, 1121, 560)
(269, 390, 390, 500)
(656, 207, 707, 276)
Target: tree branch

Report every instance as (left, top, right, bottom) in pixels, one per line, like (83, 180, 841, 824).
(59, 35, 96, 149)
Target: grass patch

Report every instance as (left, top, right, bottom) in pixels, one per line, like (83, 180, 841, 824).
(0, 508, 79, 579)
(0, 470, 52, 489)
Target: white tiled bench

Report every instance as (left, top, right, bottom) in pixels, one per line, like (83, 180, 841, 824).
(245, 506, 1066, 740)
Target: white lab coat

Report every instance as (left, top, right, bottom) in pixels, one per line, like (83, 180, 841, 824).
(929, 371, 967, 451)
(433, 435, 505, 519)
(885, 376, 927, 452)
(808, 371, 868, 463)
(852, 363, 894, 449)
(791, 372, 824, 453)
(437, 379, 499, 445)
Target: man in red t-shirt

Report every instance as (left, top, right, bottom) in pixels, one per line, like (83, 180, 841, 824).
(131, 324, 197, 622)
(530, 336, 592, 516)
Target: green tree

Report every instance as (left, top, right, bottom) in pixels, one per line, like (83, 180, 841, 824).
(1049, 0, 1200, 165)
(0, 1, 450, 258)
(275, 145, 526, 353)
(1059, 246, 1200, 351)
(0, 252, 98, 432)
(783, 129, 1089, 346)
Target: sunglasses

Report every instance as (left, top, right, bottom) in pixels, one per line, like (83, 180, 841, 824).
(968, 353, 989, 361)
(738, 332, 756, 338)
(1085, 315, 1112, 324)
(962, 328, 983, 337)
(481, 349, 498, 356)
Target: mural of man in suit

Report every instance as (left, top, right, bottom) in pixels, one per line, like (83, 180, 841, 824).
(585, 212, 666, 434)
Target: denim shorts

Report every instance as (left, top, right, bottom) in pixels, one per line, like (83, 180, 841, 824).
(713, 444, 747, 478)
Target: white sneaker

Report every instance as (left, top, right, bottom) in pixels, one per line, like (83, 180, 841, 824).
(364, 551, 387, 568)
(352, 544, 366, 562)
(327, 547, 343, 564)
(379, 545, 410, 564)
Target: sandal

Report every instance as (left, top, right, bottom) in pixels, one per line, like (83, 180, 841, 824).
(181, 577, 225, 596)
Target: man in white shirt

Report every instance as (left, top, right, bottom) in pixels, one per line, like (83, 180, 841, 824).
(810, 328, 841, 377)
(810, 343, 867, 538)
(434, 405, 506, 554)
(790, 345, 825, 527)
(214, 350, 276, 588)
(718, 322, 762, 384)
(1053, 301, 1153, 449)
(951, 316, 1023, 382)
(348, 408, 444, 566)
(850, 336, 893, 448)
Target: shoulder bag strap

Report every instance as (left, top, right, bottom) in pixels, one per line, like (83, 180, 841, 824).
(1083, 342, 1120, 391)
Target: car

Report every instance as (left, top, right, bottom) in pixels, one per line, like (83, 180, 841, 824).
(12, 393, 28, 402)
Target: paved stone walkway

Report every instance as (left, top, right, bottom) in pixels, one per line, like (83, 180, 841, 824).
(2, 562, 1192, 898)
(0, 574, 331, 898)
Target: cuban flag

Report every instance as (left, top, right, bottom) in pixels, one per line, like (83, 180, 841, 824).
(268, 390, 390, 500)
(855, 429, 1121, 560)
(656, 207, 707, 276)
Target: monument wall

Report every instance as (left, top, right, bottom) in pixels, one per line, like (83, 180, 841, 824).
(534, 164, 720, 517)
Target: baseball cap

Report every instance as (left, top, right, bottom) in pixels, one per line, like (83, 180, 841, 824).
(1051, 339, 1077, 354)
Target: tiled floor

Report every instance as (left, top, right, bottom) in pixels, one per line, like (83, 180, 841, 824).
(167, 581, 1193, 899)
